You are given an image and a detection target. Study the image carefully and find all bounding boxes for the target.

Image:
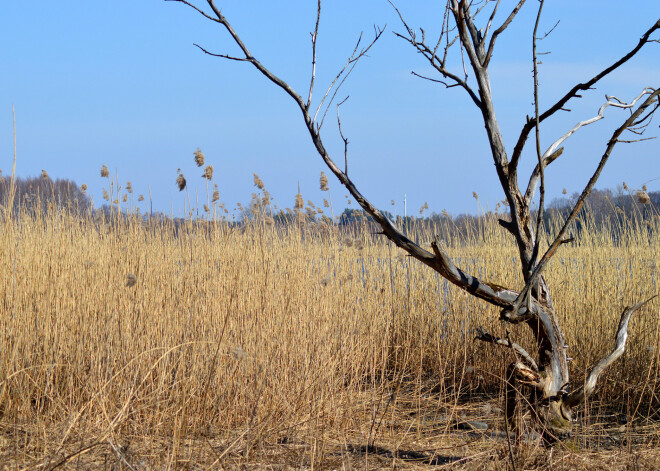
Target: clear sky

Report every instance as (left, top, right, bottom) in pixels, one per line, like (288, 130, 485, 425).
(1, 1, 658, 218)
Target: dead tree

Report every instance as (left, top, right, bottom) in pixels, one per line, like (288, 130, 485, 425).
(169, 0, 660, 441)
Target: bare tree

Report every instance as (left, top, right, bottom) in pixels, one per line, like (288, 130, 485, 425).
(168, 0, 659, 441)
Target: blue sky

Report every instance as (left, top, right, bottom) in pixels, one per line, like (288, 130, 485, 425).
(1, 1, 658, 218)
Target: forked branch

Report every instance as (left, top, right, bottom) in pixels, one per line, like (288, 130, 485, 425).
(509, 18, 660, 173)
(475, 326, 539, 372)
(483, 0, 527, 66)
(508, 88, 660, 320)
(389, 0, 482, 108)
(565, 296, 658, 409)
(525, 88, 657, 204)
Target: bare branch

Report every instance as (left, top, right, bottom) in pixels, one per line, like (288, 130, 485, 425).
(453, 2, 483, 74)
(461, 2, 483, 56)
(336, 97, 350, 175)
(539, 20, 560, 40)
(565, 296, 658, 409)
(410, 71, 463, 89)
(510, 18, 660, 174)
(430, 237, 518, 308)
(475, 326, 539, 372)
(165, 0, 220, 23)
(314, 28, 385, 126)
(530, 0, 546, 269)
(389, 1, 482, 108)
(525, 88, 656, 204)
(306, 0, 321, 110)
(508, 88, 660, 321)
(524, 147, 563, 204)
(193, 43, 250, 61)
(482, 0, 502, 42)
(202, 1, 308, 111)
(483, 0, 527, 67)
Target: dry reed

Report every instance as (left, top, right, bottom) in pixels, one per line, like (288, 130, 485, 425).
(0, 198, 658, 469)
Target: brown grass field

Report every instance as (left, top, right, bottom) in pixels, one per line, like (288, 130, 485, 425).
(1, 188, 659, 469)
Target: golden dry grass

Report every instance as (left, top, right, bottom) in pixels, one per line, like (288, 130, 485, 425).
(0, 201, 659, 469)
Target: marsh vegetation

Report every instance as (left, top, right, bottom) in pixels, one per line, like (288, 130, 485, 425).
(1, 179, 659, 468)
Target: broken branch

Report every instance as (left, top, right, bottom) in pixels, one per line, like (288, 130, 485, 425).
(565, 295, 658, 408)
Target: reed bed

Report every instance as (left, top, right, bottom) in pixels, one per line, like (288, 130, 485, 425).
(0, 202, 659, 469)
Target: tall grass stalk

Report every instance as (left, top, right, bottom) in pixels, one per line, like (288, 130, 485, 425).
(0, 200, 658, 468)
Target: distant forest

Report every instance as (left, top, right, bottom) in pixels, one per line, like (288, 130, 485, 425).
(1, 173, 657, 239)
(0, 174, 90, 216)
(335, 187, 659, 244)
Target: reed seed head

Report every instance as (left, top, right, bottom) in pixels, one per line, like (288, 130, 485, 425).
(636, 190, 651, 204)
(138, 194, 144, 202)
(203, 165, 214, 180)
(80, 184, 88, 193)
(323, 199, 329, 208)
(101, 165, 109, 178)
(212, 187, 220, 203)
(194, 148, 205, 167)
(320, 172, 329, 191)
(102, 189, 109, 201)
(294, 193, 304, 210)
(126, 182, 132, 193)
(642, 184, 648, 191)
(623, 181, 629, 191)
(472, 191, 479, 200)
(253, 173, 265, 190)
(123, 194, 128, 203)
(203, 204, 209, 212)
(176, 174, 187, 191)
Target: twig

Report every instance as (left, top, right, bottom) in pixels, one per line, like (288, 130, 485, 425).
(306, 0, 321, 110)
(474, 326, 539, 372)
(337, 97, 350, 175)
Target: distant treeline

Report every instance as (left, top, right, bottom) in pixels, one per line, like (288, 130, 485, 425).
(333, 187, 659, 242)
(2, 173, 657, 240)
(0, 175, 91, 216)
